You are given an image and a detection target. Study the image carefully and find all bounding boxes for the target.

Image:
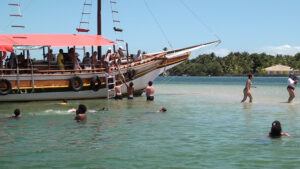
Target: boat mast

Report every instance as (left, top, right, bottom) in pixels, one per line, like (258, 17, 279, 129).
(97, 0, 102, 60)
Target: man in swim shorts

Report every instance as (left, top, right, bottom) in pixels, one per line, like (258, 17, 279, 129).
(145, 81, 155, 101)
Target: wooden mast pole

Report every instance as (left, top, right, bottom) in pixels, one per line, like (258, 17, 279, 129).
(97, 0, 102, 60)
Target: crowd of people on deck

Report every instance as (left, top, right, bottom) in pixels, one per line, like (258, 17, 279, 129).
(2, 46, 144, 72)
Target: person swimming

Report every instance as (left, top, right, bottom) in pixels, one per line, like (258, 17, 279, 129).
(267, 120, 290, 138)
(241, 74, 256, 103)
(59, 99, 68, 105)
(10, 109, 21, 119)
(74, 104, 87, 121)
(156, 107, 167, 113)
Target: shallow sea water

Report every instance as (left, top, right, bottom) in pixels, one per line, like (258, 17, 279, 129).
(1, 76, 300, 169)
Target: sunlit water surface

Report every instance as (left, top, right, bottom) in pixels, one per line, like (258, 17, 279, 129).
(1, 76, 300, 168)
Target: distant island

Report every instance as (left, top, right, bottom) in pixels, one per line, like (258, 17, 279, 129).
(168, 52, 300, 76)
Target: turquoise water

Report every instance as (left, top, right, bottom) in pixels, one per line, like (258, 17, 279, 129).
(1, 76, 300, 168)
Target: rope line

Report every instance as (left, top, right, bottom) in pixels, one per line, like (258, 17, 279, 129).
(143, 0, 173, 50)
(179, 0, 220, 41)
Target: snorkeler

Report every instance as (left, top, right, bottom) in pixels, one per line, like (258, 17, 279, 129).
(267, 120, 290, 137)
(10, 109, 21, 119)
(241, 74, 256, 103)
(74, 104, 87, 121)
(287, 72, 298, 103)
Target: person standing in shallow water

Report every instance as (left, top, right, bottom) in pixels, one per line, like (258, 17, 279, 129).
(241, 74, 256, 103)
(145, 81, 155, 101)
(287, 72, 298, 103)
(267, 120, 290, 137)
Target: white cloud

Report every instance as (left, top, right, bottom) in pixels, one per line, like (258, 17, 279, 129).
(258, 45, 300, 55)
(199, 48, 231, 57)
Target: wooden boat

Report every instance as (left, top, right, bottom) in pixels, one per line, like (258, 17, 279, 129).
(0, 1, 220, 102)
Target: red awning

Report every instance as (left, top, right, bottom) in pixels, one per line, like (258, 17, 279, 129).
(0, 34, 116, 52)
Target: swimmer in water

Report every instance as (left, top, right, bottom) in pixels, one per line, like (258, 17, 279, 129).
(267, 120, 290, 138)
(59, 99, 68, 105)
(156, 107, 167, 113)
(74, 104, 87, 122)
(10, 109, 21, 119)
(241, 74, 256, 103)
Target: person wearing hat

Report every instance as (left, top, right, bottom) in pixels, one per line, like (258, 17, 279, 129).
(287, 72, 298, 103)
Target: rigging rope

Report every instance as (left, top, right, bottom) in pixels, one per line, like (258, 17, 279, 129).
(179, 0, 221, 41)
(143, 0, 173, 50)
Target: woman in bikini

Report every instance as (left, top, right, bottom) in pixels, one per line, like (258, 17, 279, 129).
(241, 74, 256, 103)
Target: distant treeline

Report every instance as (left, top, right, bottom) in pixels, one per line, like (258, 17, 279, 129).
(168, 52, 300, 76)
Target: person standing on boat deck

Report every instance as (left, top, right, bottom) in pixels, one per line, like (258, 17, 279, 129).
(74, 104, 87, 122)
(133, 50, 143, 62)
(104, 48, 112, 73)
(73, 53, 82, 70)
(44, 49, 55, 62)
(241, 74, 256, 103)
(82, 52, 91, 69)
(115, 46, 124, 66)
(57, 49, 64, 70)
(145, 81, 155, 101)
(8, 52, 17, 69)
(267, 120, 290, 137)
(113, 80, 124, 100)
(91, 51, 98, 68)
(287, 72, 298, 103)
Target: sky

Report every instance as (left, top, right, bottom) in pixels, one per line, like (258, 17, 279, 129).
(1, 0, 300, 59)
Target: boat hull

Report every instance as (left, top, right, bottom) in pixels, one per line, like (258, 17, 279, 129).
(0, 61, 183, 102)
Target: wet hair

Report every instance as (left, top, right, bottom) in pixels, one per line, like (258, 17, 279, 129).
(129, 82, 134, 87)
(269, 120, 282, 137)
(161, 107, 167, 112)
(148, 81, 153, 86)
(76, 104, 87, 114)
(14, 109, 20, 116)
(248, 74, 253, 79)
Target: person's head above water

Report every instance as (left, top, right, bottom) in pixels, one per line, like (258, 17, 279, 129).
(76, 104, 87, 115)
(269, 120, 282, 137)
(157, 107, 167, 113)
(14, 109, 20, 117)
